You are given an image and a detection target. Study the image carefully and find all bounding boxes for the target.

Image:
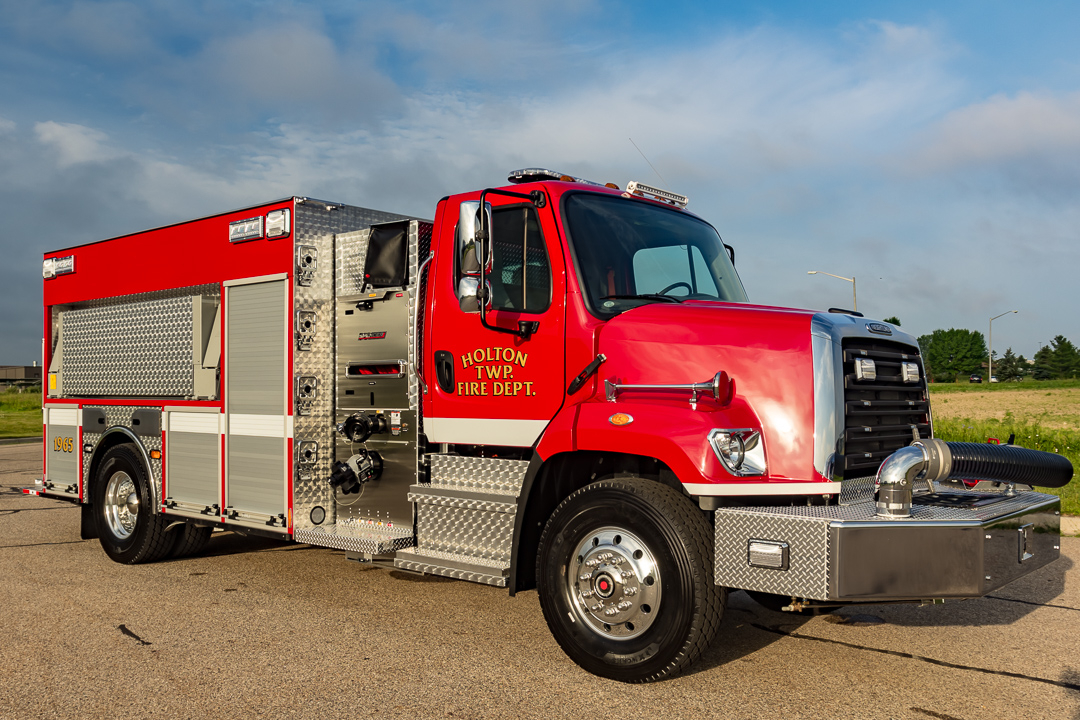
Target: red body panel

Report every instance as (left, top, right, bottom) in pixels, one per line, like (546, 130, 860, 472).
(42, 200, 295, 306)
(424, 191, 568, 429)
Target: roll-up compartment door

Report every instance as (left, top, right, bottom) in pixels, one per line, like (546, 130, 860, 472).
(165, 410, 222, 513)
(225, 278, 288, 526)
(44, 407, 80, 497)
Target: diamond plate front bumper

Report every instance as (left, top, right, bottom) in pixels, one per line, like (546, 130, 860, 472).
(714, 487, 1062, 602)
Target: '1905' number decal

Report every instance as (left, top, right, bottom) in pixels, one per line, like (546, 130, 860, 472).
(53, 437, 74, 453)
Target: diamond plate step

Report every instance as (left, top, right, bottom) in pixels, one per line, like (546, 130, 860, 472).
(394, 547, 509, 587)
(295, 522, 414, 554)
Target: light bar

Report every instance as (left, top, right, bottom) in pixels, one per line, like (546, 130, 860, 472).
(507, 168, 606, 186)
(625, 181, 688, 208)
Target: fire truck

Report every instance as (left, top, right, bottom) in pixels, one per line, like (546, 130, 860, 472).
(30, 169, 1073, 682)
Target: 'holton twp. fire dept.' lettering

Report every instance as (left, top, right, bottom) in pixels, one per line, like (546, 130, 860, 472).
(457, 347, 535, 397)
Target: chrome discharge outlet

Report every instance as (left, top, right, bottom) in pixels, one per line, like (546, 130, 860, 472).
(875, 439, 950, 518)
(875, 438, 1073, 518)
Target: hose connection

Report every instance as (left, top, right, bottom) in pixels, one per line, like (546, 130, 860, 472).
(875, 438, 1072, 518)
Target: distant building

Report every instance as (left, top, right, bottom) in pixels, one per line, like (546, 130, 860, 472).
(0, 365, 42, 388)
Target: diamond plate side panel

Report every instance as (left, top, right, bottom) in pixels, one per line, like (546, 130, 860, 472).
(414, 498, 516, 563)
(83, 406, 163, 507)
(839, 475, 876, 505)
(714, 509, 831, 600)
(292, 201, 418, 531)
(335, 229, 371, 298)
(62, 297, 195, 397)
(428, 455, 530, 495)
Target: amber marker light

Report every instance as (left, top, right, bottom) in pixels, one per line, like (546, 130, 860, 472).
(150, 450, 161, 459)
(609, 413, 634, 426)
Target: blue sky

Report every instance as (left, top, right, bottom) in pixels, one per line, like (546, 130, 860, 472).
(2, 0, 1079, 364)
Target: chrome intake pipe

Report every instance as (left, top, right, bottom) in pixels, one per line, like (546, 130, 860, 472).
(875, 438, 1073, 518)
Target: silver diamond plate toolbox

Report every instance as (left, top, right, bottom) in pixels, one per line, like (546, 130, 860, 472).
(714, 488, 1061, 602)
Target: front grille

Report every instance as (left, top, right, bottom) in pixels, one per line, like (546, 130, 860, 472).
(840, 338, 930, 479)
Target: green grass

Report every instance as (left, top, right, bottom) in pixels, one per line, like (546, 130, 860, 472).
(928, 378, 1080, 394)
(933, 417, 1080, 516)
(0, 389, 42, 439)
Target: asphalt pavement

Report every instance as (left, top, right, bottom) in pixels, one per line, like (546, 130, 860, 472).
(2, 441, 1078, 720)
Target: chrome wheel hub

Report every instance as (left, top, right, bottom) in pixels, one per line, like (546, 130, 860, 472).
(104, 471, 138, 539)
(567, 527, 661, 640)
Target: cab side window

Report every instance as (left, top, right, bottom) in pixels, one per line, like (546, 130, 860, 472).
(490, 206, 551, 313)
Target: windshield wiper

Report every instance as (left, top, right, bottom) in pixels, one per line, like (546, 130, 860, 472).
(600, 294, 682, 304)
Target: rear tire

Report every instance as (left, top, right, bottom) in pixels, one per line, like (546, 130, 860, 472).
(169, 523, 213, 559)
(536, 476, 725, 682)
(92, 444, 177, 564)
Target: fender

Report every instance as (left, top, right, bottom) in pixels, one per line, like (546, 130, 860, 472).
(86, 427, 158, 509)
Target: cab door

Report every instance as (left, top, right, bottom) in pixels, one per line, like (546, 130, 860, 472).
(426, 198, 565, 447)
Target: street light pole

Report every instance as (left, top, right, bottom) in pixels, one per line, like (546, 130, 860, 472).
(989, 310, 1018, 382)
(807, 271, 857, 312)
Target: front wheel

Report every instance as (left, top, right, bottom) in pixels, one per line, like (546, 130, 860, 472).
(536, 477, 725, 682)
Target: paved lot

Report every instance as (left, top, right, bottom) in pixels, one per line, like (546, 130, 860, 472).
(2, 441, 1078, 720)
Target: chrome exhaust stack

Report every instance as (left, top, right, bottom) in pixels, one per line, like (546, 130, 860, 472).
(875, 438, 1072, 518)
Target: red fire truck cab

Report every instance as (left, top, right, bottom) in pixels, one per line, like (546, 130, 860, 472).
(32, 168, 1073, 682)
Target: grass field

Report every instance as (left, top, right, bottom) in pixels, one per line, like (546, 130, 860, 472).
(0, 389, 41, 439)
(929, 381, 1080, 515)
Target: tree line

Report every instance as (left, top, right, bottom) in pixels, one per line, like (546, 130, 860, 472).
(915, 329, 1079, 382)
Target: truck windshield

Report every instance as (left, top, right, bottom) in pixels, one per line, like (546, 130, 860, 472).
(563, 192, 748, 317)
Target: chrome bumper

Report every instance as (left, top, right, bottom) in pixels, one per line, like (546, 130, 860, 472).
(713, 486, 1061, 602)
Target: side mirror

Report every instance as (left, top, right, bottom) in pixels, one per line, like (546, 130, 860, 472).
(457, 201, 493, 274)
(457, 276, 492, 313)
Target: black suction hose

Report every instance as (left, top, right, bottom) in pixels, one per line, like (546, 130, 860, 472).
(946, 442, 1073, 488)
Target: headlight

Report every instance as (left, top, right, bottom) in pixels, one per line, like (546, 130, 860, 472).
(854, 357, 876, 381)
(708, 429, 766, 476)
(901, 361, 920, 383)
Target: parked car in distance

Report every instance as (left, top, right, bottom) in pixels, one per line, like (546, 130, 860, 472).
(990, 375, 999, 383)
(970, 374, 982, 383)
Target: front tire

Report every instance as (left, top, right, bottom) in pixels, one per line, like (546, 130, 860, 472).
(536, 477, 725, 682)
(92, 444, 177, 564)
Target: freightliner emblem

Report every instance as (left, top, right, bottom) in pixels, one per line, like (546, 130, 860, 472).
(866, 323, 893, 335)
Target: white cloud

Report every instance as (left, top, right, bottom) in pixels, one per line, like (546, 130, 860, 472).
(33, 121, 117, 167)
(909, 92, 1080, 172)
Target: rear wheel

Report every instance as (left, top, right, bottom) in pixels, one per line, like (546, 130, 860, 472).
(536, 476, 725, 682)
(169, 523, 213, 559)
(92, 444, 177, 564)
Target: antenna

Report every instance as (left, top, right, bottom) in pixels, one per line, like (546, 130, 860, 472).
(628, 137, 667, 186)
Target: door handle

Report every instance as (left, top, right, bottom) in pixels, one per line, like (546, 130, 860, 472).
(434, 351, 455, 393)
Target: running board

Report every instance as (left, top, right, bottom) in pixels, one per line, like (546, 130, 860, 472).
(394, 547, 509, 587)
